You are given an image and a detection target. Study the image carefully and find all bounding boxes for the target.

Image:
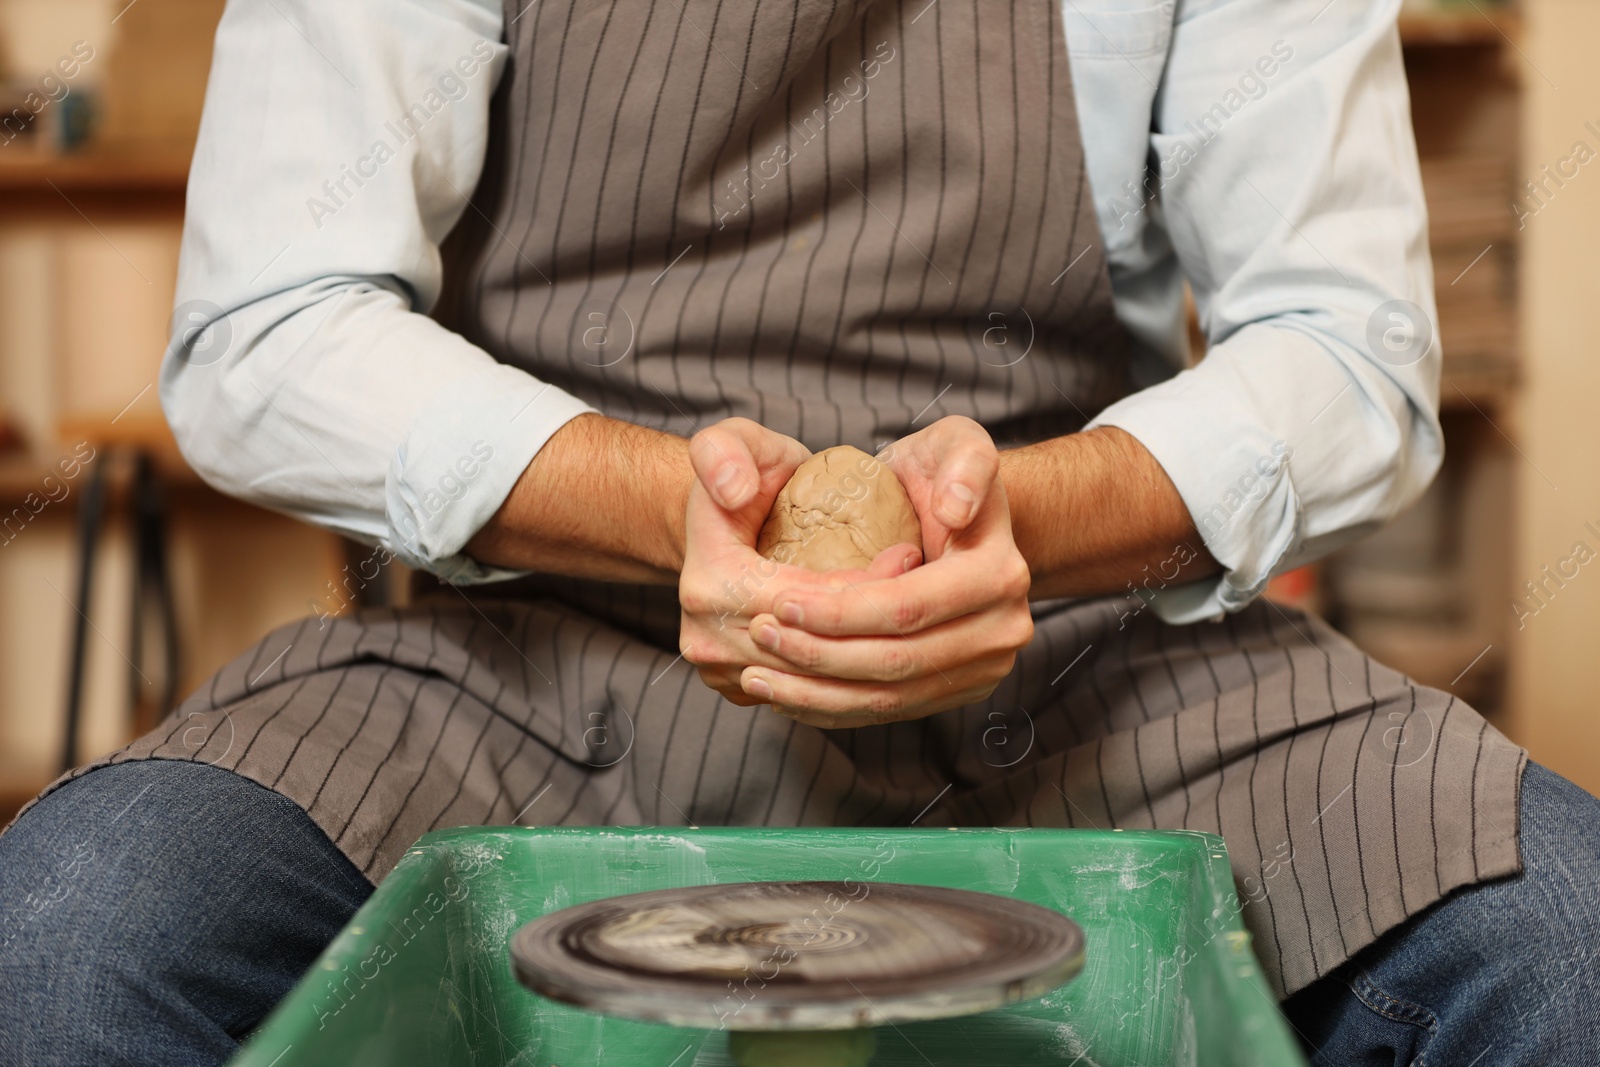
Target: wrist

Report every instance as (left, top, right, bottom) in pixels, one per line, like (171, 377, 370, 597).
(998, 438, 1081, 583)
(565, 413, 693, 577)
(648, 429, 693, 574)
(466, 414, 694, 582)
(999, 427, 1216, 599)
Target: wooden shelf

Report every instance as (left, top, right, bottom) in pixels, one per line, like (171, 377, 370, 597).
(1442, 364, 1519, 407)
(0, 432, 204, 514)
(0, 146, 190, 216)
(0, 147, 190, 193)
(1421, 156, 1517, 243)
(55, 414, 189, 466)
(1400, 7, 1522, 47)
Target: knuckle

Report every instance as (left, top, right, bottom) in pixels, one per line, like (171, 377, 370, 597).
(1001, 556, 1032, 598)
(782, 636, 822, 671)
(687, 640, 734, 668)
(864, 688, 902, 717)
(678, 579, 718, 616)
(686, 426, 720, 461)
(880, 644, 916, 681)
(804, 599, 843, 634)
(778, 706, 823, 728)
(824, 602, 856, 633)
(889, 598, 923, 631)
(990, 651, 1019, 683)
(1003, 612, 1035, 652)
(943, 414, 985, 438)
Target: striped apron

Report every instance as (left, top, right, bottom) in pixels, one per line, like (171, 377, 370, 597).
(25, 0, 1523, 999)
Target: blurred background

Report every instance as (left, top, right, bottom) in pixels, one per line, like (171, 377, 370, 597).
(0, 0, 1596, 821)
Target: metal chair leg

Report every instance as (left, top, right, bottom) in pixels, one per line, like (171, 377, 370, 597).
(61, 449, 109, 773)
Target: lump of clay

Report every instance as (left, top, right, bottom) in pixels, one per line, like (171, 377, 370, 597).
(756, 446, 921, 571)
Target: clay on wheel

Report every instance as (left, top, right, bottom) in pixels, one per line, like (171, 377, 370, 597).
(757, 446, 921, 571)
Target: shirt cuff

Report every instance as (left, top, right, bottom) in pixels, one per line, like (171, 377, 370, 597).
(1088, 373, 1303, 624)
(384, 362, 596, 582)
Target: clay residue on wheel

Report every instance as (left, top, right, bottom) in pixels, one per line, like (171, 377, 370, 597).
(756, 446, 922, 571)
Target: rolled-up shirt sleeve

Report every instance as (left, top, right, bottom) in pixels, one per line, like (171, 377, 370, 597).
(1082, 0, 1442, 623)
(161, 0, 594, 582)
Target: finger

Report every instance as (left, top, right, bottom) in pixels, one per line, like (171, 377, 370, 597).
(683, 621, 833, 677)
(748, 611, 1029, 683)
(865, 543, 922, 578)
(741, 666, 1000, 728)
(790, 547, 918, 589)
(688, 426, 757, 511)
(771, 547, 1031, 637)
(679, 551, 905, 640)
(695, 665, 767, 706)
(922, 416, 1000, 530)
(688, 418, 808, 511)
(883, 416, 1000, 531)
(690, 639, 816, 676)
(687, 625, 826, 700)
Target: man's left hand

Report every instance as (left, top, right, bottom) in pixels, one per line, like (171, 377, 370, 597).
(738, 416, 1035, 728)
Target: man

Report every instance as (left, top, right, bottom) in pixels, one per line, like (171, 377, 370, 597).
(2, 0, 1597, 1063)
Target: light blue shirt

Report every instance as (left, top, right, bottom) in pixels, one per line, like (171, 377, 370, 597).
(163, 0, 1440, 623)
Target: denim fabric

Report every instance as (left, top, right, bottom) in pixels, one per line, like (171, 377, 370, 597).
(0, 760, 372, 1067)
(1, 759, 1595, 1066)
(1285, 762, 1600, 1066)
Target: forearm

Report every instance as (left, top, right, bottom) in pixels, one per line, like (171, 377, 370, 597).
(1000, 427, 1218, 601)
(465, 413, 694, 584)
(469, 418, 1214, 595)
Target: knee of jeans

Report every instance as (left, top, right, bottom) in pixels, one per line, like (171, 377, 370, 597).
(0, 761, 370, 1031)
(1392, 763, 1600, 1003)
(1504, 764, 1600, 978)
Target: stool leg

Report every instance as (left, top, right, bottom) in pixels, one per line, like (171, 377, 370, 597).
(129, 451, 180, 732)
(61, 450, 109, 773)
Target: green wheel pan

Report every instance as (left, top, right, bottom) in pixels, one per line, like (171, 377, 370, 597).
(227, 826, 1307, 1067)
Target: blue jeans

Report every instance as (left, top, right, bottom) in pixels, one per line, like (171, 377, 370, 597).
(0, 760, 1596, 1066)
(0, 761, 372, 1067)
(1281, 760, 1600, 1065)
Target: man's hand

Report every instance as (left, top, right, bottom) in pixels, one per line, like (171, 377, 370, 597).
(677, 418, 919, 706)
(470, 412, 1213, 729)
(736, 417, 1034, 728)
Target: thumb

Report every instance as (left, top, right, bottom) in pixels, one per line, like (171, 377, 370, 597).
(688, 418, 808, 511)
(926, 418, 1000, 531)
(865, 543, 922, 578)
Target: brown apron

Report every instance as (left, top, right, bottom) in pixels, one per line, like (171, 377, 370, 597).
(21, 0, 1523, 1001)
